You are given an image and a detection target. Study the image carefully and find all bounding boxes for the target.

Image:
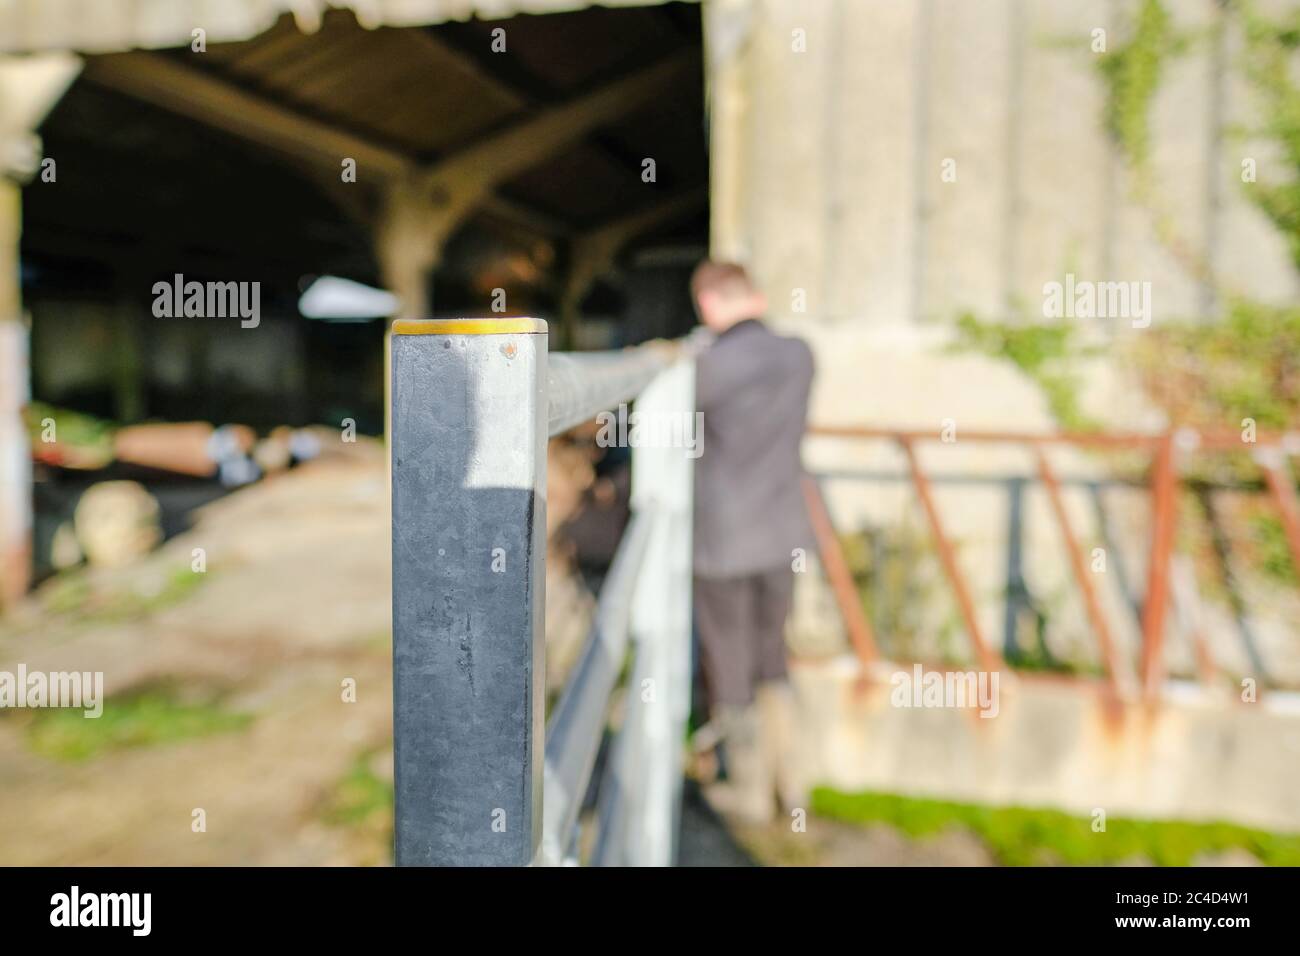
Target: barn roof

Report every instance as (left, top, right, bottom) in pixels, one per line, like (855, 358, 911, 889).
(0, 0, 675, 55)
(17, 3, 707, 311)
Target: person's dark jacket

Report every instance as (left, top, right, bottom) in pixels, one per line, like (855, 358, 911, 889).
(693, 318, 815, 578)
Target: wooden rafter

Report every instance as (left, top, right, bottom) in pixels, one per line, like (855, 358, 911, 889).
(83, 47, 693, 315)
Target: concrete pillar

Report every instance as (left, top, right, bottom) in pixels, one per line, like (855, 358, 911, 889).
(375, 177, 448, 321)
(0, 52, 82, 609)
(0, 179, 29, 608)
(703, 0, 755, 262)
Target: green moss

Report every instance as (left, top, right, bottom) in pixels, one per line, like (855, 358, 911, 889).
(812, 787, 1300, 867)
(26, 684, 253, 762)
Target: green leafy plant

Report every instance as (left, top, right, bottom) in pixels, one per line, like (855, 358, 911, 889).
(838, 523, 964, 665)
(1250, 512, 1298, 585)
(1097, 0, 1176, 181)
(950, 312, 1100, 431)
(1129, 299, 1300, 431)
(1240, 2, 1300, 270)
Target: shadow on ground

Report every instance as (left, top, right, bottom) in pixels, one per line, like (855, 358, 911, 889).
(676, 779, 759, 866)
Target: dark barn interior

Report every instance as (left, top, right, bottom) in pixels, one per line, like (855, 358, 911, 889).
(22, 3, 708, 433)
(17, 2, 706, 579)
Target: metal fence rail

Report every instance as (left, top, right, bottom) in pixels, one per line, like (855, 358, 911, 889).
(807, 424, 1300, 700)
(547, 348, 670, 437)
(540, 510, 651, 865)
(591, 359, 694, 865)
(390, 317, 692, 866)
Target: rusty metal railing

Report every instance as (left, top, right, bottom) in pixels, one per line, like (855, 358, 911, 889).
(805, 425, 1300, 702)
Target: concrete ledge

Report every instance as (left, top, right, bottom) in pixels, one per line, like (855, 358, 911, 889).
(791, 656, 1300, 833)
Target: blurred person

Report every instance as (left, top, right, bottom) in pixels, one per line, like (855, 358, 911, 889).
(689, 260, 815, 824)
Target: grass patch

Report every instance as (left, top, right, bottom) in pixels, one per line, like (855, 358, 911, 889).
(41, 573, 93, 616)
(812, 788, 1300, 866)
(39, 562, 210, 627)
(323, 754, 393, 828)
(321, 752, 394, 865)
(25, 683, 253, 762)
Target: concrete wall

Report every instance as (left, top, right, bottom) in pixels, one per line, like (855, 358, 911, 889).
(707, 0, 1299, 325)
(705, 0, 1300, 680)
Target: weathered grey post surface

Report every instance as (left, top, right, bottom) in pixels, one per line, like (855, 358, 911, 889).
(390, 317, 549, 866)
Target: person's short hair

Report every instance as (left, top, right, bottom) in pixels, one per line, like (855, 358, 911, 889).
(690, 260, 756, 302)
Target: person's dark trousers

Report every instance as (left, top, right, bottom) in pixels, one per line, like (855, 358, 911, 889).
(693, 567, 795, 712)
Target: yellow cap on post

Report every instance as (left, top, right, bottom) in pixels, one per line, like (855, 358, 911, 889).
(392, 318, 548, 335)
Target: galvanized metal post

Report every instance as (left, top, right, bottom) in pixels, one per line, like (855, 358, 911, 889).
(390, 317, 549, 866)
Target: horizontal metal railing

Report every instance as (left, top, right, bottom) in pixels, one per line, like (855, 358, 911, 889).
(390, 319, 691, 867)
(547, 349, 672, 436)
(540, 510, 652, 865)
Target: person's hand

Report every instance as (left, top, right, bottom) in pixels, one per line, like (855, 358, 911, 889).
(682, 325, 715, 356)
(640, 337, 682, 364)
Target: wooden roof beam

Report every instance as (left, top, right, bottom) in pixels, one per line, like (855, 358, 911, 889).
(81, 49, 683, 242)
(81, 49, 693, 317)
(422, 53, 693, 195)
(82, 51, 410, 178)
(403, 27, 684, 190)
(564, 185, 707, 303)
(559, 186, 706, 345)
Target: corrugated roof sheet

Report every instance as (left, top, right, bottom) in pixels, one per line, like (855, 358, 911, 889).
(0, 0, 669, 54)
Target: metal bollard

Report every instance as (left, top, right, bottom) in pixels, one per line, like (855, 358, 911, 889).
(390, 318, 549, 866)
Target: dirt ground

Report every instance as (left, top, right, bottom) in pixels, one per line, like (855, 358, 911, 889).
(0, 442, 657, 865)
(0, 450, 1017, 867)
(0, 455, 396, 865)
